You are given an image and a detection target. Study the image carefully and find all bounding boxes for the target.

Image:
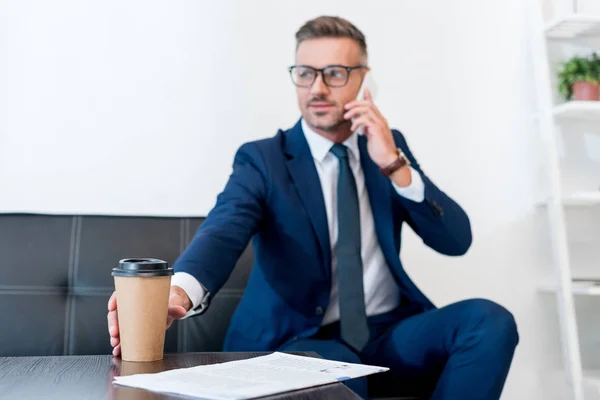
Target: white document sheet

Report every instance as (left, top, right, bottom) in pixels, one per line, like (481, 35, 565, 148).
(113, 352, 389, 399)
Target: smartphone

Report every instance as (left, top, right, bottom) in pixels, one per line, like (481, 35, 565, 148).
(356, 71, 378, 102)
(354, 71, 378, 135)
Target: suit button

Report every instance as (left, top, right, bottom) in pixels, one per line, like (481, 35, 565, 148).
(315, 306, 324, 316)
(429, 200, 444, 216)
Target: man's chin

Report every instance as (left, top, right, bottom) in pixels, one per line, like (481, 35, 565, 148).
(306, 114, 345, 132)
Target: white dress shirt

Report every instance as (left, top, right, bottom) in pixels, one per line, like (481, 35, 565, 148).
(171, 119, 425, 322)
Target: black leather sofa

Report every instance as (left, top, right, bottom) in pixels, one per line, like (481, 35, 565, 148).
(0, 213, 248, 357)
(0, 213, 415, 399)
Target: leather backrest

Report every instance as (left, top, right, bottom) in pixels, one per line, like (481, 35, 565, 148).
(0, 214, 251, 356)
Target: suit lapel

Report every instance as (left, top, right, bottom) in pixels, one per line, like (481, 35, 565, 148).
(283, 121, 331, 276)
(358, 135, 395, 262)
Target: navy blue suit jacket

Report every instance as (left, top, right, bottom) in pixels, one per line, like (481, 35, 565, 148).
(173, 119, 472, 351)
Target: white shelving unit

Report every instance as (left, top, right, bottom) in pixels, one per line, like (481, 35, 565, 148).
(537, 191, 600, 207)
(561, 192, 600, 206)
(529, 1, 600, 399)
(539, 280, 600, 295)
(553, 101, 600, 120)
(545, 14, 600, 39)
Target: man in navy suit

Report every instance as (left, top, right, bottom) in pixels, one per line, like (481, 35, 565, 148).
(108, 16, 518, 399)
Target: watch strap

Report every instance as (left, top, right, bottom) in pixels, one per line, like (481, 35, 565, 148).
(380, 150, 409, 177)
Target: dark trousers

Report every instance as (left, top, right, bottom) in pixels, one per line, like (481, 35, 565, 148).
(279, 298, 519, 400)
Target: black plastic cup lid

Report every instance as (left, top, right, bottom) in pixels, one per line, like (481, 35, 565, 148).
(112, 258, 174, 277)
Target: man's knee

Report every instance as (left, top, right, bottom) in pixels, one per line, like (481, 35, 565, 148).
(460, 298, 519, 348)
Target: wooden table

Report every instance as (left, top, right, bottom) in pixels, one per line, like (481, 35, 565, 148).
(0, 352, 362, 399)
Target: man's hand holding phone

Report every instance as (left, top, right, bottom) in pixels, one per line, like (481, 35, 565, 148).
(344, 88, 411, 187)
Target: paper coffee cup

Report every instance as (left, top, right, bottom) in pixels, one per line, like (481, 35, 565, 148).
(113, 360, 167, 400)
(119, 359, 166, 376)
(112, 258, 174, 362)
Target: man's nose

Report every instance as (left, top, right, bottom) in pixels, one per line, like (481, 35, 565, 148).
(310, 72, 329, 97)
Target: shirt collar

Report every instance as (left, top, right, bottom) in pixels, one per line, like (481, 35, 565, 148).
(301, 118, 360, 163)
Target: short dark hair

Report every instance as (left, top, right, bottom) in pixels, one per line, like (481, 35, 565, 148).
(295, 16, 367, 59)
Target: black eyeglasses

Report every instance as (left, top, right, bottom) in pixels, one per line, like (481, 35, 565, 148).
(288, 65, 368, 88)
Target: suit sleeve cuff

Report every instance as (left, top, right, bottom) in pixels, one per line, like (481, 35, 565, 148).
(392, 166, 425, 203)
(171, 272, 210, 319)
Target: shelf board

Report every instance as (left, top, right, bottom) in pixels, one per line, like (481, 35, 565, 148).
(553, 101, 600, 121)
(545, 14, 600, 39)
(539, 280, 600, 295)
(584, 370, 600, 389)
(536, 191, 600, 207)
(563, 192, 600, 206)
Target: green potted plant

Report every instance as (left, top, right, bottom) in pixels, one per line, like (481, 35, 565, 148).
(557, 53, 600, 101)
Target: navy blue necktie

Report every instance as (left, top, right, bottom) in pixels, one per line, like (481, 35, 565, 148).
(329, 144, 370, 352)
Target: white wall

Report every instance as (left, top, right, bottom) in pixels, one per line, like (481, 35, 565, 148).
(0, 1, 275, 216)
(2, 0, 600, 398)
